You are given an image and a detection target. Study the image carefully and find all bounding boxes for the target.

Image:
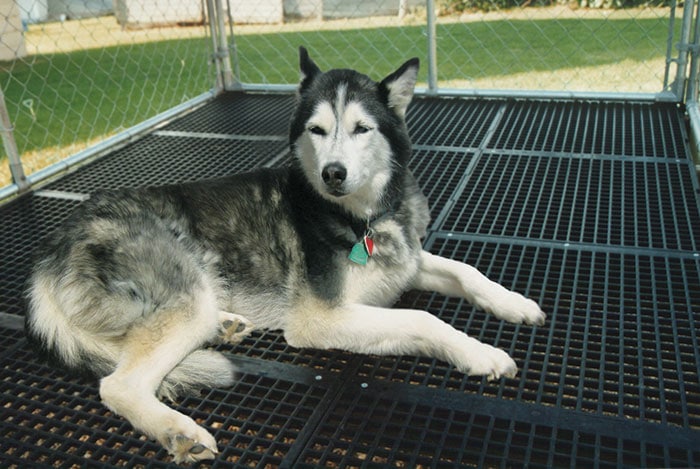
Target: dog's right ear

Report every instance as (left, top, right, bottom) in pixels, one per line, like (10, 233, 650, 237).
(299, 46, 322, 90)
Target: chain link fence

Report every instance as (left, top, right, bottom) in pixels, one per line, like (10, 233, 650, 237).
(0, 0, 685, 193)
(229, 1, 677, 94)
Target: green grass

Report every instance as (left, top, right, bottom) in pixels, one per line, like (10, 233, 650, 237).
(234, 16, 673, 83)
(1, 36, 212, 165)
(0, 13, 676, 178)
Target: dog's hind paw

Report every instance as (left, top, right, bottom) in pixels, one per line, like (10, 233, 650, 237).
(158, 413, 219, 464)
(169, 433, 218, 464)
(217, 311, 255, 345)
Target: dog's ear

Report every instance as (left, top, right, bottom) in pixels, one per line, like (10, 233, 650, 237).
(379, 58, 420, 119)
(299, 46, 322, 90)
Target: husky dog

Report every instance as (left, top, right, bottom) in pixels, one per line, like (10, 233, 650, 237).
(25, 47, 545, 463)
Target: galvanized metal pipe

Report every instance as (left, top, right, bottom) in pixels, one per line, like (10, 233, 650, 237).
(226, 0, 242, 88)
(206, 0, 224, 92)
(215, 0, 236, 90)
(685, 0, 700, 102)
(426, 0, 438, 94)
(0, 87, 27, 192)
(686, 101, 700, 170)
(672, 0, 696, 99)
(239, 82, 673, 102)
(664, 0, 679, 90)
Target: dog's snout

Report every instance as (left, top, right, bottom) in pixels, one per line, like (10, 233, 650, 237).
(321, 163, 347, 187)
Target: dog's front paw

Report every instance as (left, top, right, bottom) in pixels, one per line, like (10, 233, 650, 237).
(469, 344, 518, 381)
(217, 311, 255, 345)
(485, 291, 546, 326)
(453, 338, 517, 381)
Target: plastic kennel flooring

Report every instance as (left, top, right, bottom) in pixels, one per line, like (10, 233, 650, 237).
(1, 92, 699, 468)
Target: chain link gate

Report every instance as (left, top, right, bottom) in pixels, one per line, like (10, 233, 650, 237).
(0, 0, 692, 198)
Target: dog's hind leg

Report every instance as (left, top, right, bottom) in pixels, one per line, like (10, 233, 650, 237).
(412, 251, 546, 326)
(285, 301, 517, 380)
(99, 289, 227, 463)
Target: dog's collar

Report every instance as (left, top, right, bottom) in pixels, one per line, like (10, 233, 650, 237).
(349, 201, 398, 238)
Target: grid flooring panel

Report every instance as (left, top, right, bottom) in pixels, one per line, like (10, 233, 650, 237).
(295, 378, 699, 468)
(47, 134, 286, 193)
(0, 332, 334, 467)
(162, 92, 295, 137)
(437, 153, 700, 251)
(489, 100, 689, 158)
(1, 92, 700, 468)
(0, 196, 80, 317)
(408, 148, 474, 223)
(406, 97, 504, 148)
(376, 236, 700, 427)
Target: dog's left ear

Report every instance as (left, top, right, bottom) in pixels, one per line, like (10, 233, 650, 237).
(299, 46, 322, 91)
(379, 58, 420, 119)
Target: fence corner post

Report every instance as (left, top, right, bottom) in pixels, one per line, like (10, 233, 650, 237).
(0, 87, 28, 193)
(426, 0, 438, 94)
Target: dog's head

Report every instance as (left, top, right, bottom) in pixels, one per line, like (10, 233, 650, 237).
(290, 46, 419, 219)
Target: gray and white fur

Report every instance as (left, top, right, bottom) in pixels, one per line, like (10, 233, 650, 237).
(25, 47, 545, 463)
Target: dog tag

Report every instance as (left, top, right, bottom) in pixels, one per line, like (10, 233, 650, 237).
(363, 236, 374, 256)
(348, 241, 369, 265)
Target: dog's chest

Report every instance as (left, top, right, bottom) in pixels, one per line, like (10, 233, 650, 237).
(341, 219, 421, 306)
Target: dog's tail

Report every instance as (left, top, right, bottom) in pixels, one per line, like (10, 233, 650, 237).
(157, 350, 236, 402)
(26, 272, 236, 401)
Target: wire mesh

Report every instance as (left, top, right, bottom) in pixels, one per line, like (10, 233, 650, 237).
(0, 0, 686, 193)
(0, 0, 216, 188)
(224, 0, 678, 94)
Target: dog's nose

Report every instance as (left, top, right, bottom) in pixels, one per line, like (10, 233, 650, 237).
(321, 163, 347, 187)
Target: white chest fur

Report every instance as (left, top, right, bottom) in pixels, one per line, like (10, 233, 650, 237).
(341, 219, 422, 307)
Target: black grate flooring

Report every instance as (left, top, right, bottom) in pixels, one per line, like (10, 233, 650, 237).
(1, 91, 699, 467)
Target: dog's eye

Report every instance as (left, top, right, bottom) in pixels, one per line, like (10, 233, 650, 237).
(308, 126, 326, 136)
(354, 124, 371, 135)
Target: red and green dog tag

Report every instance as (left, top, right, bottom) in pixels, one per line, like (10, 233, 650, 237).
(349, 235, 374, 265)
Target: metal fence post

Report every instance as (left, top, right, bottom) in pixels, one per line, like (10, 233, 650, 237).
(685, 1, 700, 102)
(205, 0, 238, 91)
(215, 0, 237, 90)
(683, 0, 700, 168)
(0, 87, 27, 192)
(226, 0, 242, 88)
(426, 0, 438, 94)
(664, 0, 678, 91)
(672, 0, 696, 100)
(206, 0, 224, 92)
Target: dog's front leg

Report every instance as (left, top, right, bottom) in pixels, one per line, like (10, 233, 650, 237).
(414, 251, 546, 325)
(285, 303, 517, 380)
(412, 251, 546, 326)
